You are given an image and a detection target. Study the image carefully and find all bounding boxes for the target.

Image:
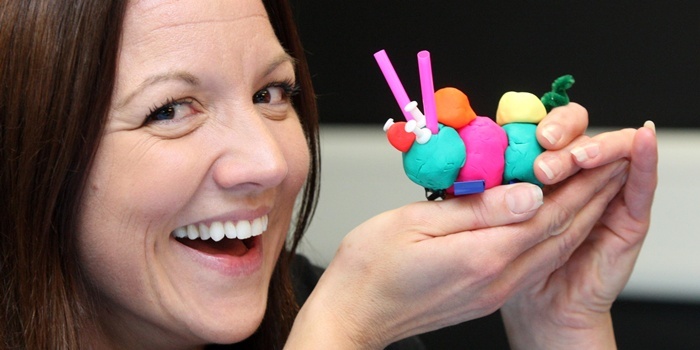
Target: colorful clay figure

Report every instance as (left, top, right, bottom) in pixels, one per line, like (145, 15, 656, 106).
(374, 49, 574, 200)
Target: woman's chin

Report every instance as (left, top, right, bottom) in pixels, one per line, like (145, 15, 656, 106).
(183, 300, 267, 346)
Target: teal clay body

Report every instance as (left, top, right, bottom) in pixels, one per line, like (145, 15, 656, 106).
(403, 125, 466, 191)
(502, 123, 543, 186)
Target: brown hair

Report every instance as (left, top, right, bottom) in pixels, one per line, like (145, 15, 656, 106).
(1, 1, 127, 348)
(0, 0, 320, 348)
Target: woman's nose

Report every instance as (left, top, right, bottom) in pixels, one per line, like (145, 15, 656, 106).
(210, 110, 289, 193)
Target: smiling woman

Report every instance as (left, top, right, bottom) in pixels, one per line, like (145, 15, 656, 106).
(0, 0, 319, 348)
(0, 0, 657, 349)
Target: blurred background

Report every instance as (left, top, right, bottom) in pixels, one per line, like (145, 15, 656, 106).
(293, 1, 698, 128)
(292, 1, 699, 348)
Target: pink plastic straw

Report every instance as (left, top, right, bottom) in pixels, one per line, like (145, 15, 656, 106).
(374, 50, 413, 121)
(417, 50, 438, 134)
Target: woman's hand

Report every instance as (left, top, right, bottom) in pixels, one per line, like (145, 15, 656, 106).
(501, 122, 658, 349)
(287, 109, 635, 348)
(286, 103, 652, 349)
(287, 161, 629, 349)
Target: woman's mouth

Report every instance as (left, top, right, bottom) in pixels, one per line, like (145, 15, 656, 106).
(172, 215, 268, 257)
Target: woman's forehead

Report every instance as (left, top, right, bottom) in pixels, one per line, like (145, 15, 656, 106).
(124, 0, 269, 35)
(115, 0, 285, 96)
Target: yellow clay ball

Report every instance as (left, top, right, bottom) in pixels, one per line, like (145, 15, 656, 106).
(496, 91, 547, 125)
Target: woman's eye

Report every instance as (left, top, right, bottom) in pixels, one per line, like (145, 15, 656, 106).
(253, 82, 299, 105)
(145, 98, 197, 124)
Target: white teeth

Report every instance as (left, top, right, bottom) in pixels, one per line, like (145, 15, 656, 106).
(174, 227, 187, 238)
(209, 221, 225, 242)
(237, 220, 252, 240)
(252, 216, 264, 237)
(251, 218, 262, 238)
(172, 215, 268, 242)
(224, 221, 237, 239)
(199, 223, 210, 240)
(187, 225, 198, 240)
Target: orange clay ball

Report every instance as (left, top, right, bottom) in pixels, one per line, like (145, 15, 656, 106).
(434, 87, 477, 129)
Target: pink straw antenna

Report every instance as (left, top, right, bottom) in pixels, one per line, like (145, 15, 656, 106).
(417, 50, 438, 134)
(374, 50, 414, 121)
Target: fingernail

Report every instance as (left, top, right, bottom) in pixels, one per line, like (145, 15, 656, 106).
(644, 120, 656, 134)
(571, 143, 600, 162)
(506, 184, 544, 214)
(538, 156, 562, 180)
(541, 124, 562, 146)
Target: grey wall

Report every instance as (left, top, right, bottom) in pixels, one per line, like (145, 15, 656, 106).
(300, 126, 700, 303)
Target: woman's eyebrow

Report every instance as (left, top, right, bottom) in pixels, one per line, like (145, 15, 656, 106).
(115, 71, 200, 109)
(263, 53, 296, 78)
(115, 54, 293, 110)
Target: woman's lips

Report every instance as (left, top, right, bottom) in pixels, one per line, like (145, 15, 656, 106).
(171, 215, 268, 275)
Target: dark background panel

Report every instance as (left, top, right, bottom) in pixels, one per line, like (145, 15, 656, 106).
(417, 299, 700, 349)
(293, 1, 699, 128)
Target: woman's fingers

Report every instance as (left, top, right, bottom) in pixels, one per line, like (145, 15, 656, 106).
(622, 123, 658, 222)
(499, 160, 628, 254)
(418, 159, 630, 326)
(535, 126, 640, 185)
(433, 159, 629, 266)
(535, 134, 590, 184)
(570, 128, 637, 169)
(501, 161, 630, 290)
(537, 102, 589, 150)
(399, 183, 544, 238)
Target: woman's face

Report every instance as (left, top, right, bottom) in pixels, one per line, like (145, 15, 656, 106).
(77, 0, 309, 347)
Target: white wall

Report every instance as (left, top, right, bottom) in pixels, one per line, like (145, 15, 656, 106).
(298, 126, 700, 302)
